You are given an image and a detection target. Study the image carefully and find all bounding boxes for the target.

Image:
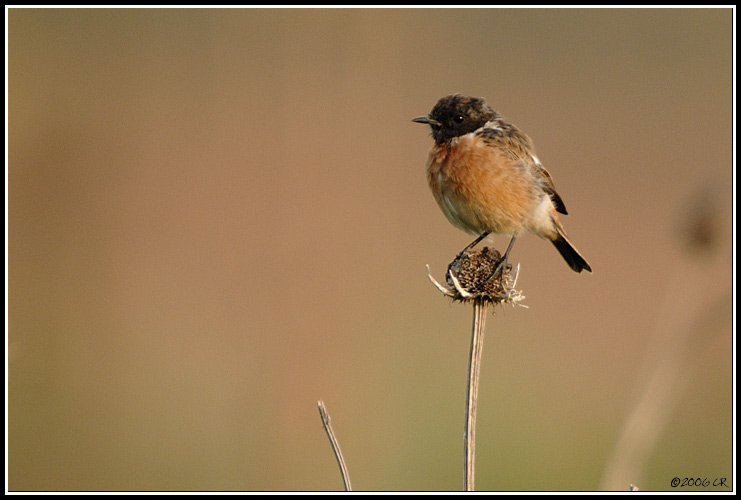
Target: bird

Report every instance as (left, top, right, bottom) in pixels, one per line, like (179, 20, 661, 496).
(413, 93, 591, 273)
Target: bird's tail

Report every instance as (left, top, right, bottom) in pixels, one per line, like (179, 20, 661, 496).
(551, 227, 592, 273)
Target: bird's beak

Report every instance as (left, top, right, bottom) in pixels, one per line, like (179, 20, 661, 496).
(412, 115, 440, 127)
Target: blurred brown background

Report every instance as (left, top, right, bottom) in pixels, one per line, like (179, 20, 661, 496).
(8, 8, 733, 492)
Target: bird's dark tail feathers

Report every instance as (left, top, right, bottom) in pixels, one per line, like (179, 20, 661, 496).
(551, 230, 592, 273)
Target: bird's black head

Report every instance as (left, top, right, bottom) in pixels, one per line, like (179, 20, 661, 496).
(413, 94, 499, 145)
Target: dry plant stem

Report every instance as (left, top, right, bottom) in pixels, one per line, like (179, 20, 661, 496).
(464, 298, 488, 491)
(599, 265, 715, 490)
(317, 400, 352, 491)
(427, 248, 523, 490)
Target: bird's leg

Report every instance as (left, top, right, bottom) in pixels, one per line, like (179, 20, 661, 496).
(447, 232, 490, 282)
(461, 232, 490, 256)
(481, 235, 516, 286)
(500, 235, 516, 264)
(449, 232, 490, 274)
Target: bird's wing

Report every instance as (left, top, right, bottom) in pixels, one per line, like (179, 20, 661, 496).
(478, 122, 569, 215)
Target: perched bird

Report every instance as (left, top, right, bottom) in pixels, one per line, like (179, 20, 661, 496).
(413, 94, 591, 273)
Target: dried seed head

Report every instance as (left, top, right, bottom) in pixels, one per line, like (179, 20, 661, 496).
(427, 247, 525, 307)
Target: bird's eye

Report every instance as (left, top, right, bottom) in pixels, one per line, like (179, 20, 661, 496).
(453, 115, 465, 124)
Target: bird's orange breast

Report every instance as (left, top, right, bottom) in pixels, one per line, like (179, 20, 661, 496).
(426, 134, 545, 236)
